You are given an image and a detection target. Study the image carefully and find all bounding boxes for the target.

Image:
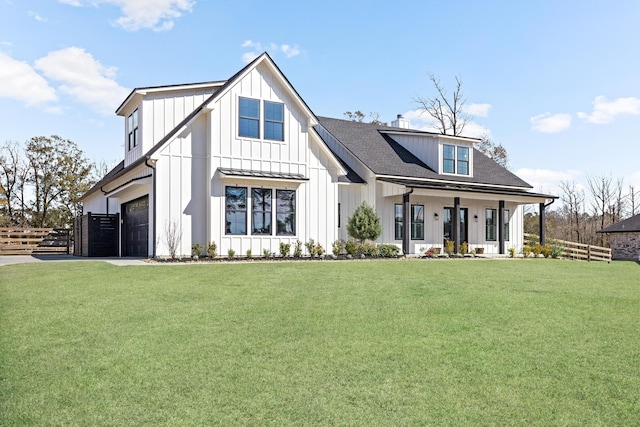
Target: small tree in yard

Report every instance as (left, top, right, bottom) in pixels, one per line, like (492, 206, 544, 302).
(347, 202, 382, 243)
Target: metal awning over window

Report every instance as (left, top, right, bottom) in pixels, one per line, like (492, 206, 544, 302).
(217, 168, 308, 183)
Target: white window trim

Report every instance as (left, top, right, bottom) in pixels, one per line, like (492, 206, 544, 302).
(440, 143, 473, 176)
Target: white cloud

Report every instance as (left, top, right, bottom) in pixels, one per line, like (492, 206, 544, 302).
(577, 95, 640, 124)
(0, 52, 57, 106)
(242, 52, 259, 64)
(530, 112, 572, 133)
(280, 44, 300, 58)
(28, 11, 48, 22)
(242, 40, 301, 62)
(462, 103, 491, 117)
(58, 0, 194, 31)
(401, 108, 489, 138)
(515, 168, 583, 195)
(34, 47, 129, 115)
(1, 41, 13, 47)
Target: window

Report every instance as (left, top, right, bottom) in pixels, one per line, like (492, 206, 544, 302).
(443, 144, 470, 175)
(276, 190, 295, 235)
(457, 146, 469, 175)
(264, 101, 284, 141)
(411, 204, 424, 240)
(128, 109, 139, 150)
(226, 187, 247, 235)
(503, 209, 510, 241)
(394, 204, 403, 240)
(239, 98, 260, 138)
(443, 145, 455, 174)
(251, 188, 272, 235)
(486, 208, 497, 241)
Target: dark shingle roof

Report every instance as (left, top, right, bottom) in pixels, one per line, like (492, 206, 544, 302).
(316, 116, 533, 189)
(598, 214, 640, 233)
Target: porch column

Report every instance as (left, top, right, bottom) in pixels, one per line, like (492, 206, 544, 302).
(403, 189, 413, 255)
(453, 197, 460, 254)
(539, 202, 546, 246)
(498, 200, 505, 255)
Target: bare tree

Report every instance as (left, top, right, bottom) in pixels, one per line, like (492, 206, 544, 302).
(587, 175, 614, 245)
(414, 73, 472, 136)
(476, 134, 509, 168)
(559, 180, 586, 243)
(628, 185, 638, 217)
(344, 111, 387, 126)
(0, 141, 29, 226)
(163, 220, 183, 260)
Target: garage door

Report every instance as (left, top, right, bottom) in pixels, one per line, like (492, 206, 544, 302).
(122, 196, 149, 257)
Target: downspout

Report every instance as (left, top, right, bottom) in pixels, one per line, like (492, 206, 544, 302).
(402, 188, 414, 256)
(100, 186, 109, 214)
(145, 158, 157, 258)
(539, 198, 555, 246)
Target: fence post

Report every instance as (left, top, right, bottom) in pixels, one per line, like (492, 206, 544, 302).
(587, 245, 591, 262)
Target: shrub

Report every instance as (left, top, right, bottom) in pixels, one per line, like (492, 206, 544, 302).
(315, 244, 325, 257)
(227, 248, 236, 259)
(263, 248, 272, 259)
(292, 240, 302, 258)
(356, 242, 379, 257)
(550, 243, 564, 259)
(207, 241, 218, 258)
(279, 242, 291, 257)
(460, 242, 468, 255)
(378, 244, 400, 258)
(305, 239, 315, 256)
(345, 240, 357, 255)
(332, 240, 343, 256)
(445, 240, 455, 256)
(508, 247, 516, 258)
(522, 245, 532, 258)
(191, 243, 204, 258)
(533, 244, 543, 258)
(541, 245, 551, 258)
(246, 249, 252, 258)
(347, 202, 382, 243)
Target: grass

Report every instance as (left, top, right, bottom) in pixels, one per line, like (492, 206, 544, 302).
(1, 259, 639, 425)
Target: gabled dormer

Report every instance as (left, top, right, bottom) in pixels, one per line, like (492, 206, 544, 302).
(438, 136, 474, 177)
(116, 81, 226, 167)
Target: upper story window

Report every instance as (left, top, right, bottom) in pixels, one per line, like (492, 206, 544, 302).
(238, 98, 285, 141)
(239, 98, 260, 138)
(443, 144, 470, 175)
(264, 101, 284, 141)
(127, 109, 139, 150)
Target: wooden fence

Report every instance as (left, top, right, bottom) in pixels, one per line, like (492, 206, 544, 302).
(524, 234, 611, 263)
(0, 228, 72, 255)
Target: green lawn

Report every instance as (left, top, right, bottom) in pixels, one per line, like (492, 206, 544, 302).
(1, 259, 638, 425)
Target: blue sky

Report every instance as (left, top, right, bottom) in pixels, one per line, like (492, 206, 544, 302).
(1, 0, 639, 200)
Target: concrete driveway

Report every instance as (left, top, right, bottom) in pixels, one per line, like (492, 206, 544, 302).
(0, 255, 150, 267)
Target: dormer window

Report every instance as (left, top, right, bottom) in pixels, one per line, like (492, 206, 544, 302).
(127, 109, 139, 150)
(443, 144, 469, 175)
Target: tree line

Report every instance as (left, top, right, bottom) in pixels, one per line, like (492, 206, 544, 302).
(0, 137, 102, 229)
(525, 176, 638, 247)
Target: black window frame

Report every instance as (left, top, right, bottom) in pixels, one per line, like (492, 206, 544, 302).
(503, 209, 510, 241)
(128, 109, 139, 151)
(394, 204, 403, 240)
(251, 188, 272, 235)
(264, 101, 284, 141)
(225, 186, 247, 235)
(486, 208, 497, 241)
(276, 189, 296, 236)
(443, 144, 455, 174)
(238, 97, 260, 139)
(457, 146, 469, 175)
(411, 204, 424, 240)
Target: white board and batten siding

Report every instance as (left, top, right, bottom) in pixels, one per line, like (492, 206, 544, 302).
(204, 62, 340, 256)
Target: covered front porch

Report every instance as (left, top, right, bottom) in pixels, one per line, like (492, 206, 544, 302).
(377, 178, 556, 255)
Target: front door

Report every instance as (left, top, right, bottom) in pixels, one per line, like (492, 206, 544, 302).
(122, 196, 149, 257)
(443, 207, 468, 246)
